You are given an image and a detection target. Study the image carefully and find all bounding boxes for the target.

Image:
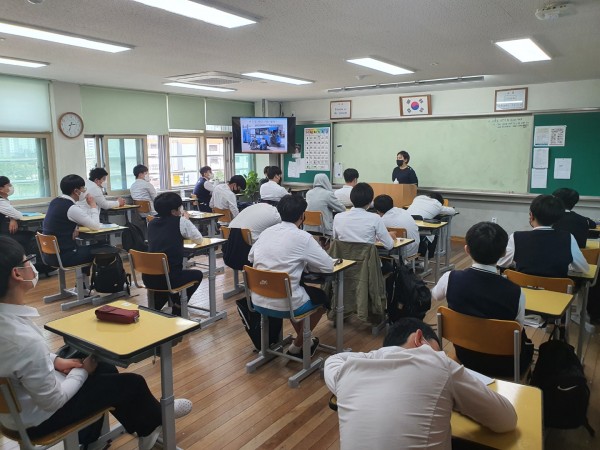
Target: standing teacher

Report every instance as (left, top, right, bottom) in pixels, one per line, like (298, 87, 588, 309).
(392, 151, 418, 185)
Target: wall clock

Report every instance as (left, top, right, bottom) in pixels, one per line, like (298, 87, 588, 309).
(58, 112, 84, 138)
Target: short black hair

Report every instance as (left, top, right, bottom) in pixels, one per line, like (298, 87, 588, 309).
(383, 318, 440, 348)
(553, 188, 579, 210)
(465, 222, 509, 265)
(343, 168, 359, 183)
(277, 195, 307, 223)
(397, 150, 410, 162)
(89, 167, 108, 182)
(530, 194, 565, 226)
(0, 176, 9, 188)
(133, 164, 148, 177)
(200, 166, 212, 176)
(373, 194, 394, 214)
(350, 182, 374, 208)
(263, 166, 270, 175)
(60, 174, 86, 195)
(267, 166, 282, 179)
(229, 175, 246, 190)
(0, 236, 26, 298)
(154, 192, 182, 217)
(429, 192, 444, 205)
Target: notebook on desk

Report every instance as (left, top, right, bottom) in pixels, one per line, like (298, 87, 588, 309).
(21, 212, 43, 217)
(100, 223, 119, 229)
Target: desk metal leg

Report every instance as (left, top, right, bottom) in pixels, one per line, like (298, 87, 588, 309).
(208, 219, 217, 238)
(577, 282, 590, 362)
(159, 342, 176, 450)
(197, 245, 227, 328)
(433, 229, 441, 282)
(334, 272, 351, 353)
(223, 269, 245, 299)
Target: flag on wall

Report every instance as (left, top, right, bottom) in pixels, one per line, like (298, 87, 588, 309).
(400, 95, 432, 116)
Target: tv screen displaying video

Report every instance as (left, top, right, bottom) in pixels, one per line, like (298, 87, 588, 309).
(232, 117, 296, 154)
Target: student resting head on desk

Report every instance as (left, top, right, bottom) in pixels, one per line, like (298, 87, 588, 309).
(552, 187, 597, 248)
(324, 317, 517, 450)
(0, 236, 192, 450)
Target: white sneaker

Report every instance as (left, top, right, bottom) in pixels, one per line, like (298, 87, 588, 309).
(174, 398, 192, 419)
(139, 426, 161, 450)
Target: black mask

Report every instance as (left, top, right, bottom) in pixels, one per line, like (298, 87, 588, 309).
(396, 160, 404, 167)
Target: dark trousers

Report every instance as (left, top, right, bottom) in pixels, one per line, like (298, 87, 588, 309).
(143, 266, 203, 314)
(302, 283, 331, 310)
(27, 363, 161, 444)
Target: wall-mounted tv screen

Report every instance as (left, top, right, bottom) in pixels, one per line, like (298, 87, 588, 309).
(232, 117, 296, 154)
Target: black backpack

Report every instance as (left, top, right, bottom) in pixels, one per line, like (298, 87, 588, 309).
(386, 261, 431, 322)
(531, 339, 595, 436)
(121, 223, 147, 252)
(236, 298, 283, 351)
(89, 251, 131, 295)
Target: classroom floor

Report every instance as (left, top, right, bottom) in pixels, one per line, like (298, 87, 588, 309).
(0, 242, 597, 450)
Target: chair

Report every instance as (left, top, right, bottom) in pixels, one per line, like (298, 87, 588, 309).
(190, 193, 199, 211)
(35, 233, 100, 311)
(243, 265, 325, 388)
(212, 207, 232, 226)
(129, 249, 201, 320)
(0, 377, 115, 450)
(386, 226, 418, 269)
(133, 199, 151, 215)
(221, 226, 252, 299)
(303, 210, 326, 238)
(436, 306, 524, 383)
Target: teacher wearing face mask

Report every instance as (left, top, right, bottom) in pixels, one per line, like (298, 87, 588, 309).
(83, 167, 126, 211)
(391, 151, 418, 185)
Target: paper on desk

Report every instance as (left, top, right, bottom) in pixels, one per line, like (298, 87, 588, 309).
(21, 212, 42, 217)
(532, 147, 549, 169)
(554, 158, 571, 179)
(465, 368, 495, 386)
(531, 168, 547, 189)
(288, 161, 299, 178)
(100, 223, 119, 229)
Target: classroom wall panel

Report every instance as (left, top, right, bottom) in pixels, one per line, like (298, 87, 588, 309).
(205, 99, 254, 126)
(167, 94, 206, 131)
(0, 75, 51, 132)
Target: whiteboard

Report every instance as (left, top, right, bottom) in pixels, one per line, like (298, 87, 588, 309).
(333, 115, 533, 193)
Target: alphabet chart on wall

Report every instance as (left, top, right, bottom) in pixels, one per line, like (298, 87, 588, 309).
(304, 127, 331, 170)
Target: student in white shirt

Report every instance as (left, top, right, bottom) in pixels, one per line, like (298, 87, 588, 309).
(406, 192, 456, 219)
(249, 195, 335, 357)
(0, 236, 192, 450)
(209, 175, 246, 219)
(333, 183, 394, 250)
(0, 176, 33, 250)
(259, 166, 289, 203)
(228, 202, 281, 243)
(373, 194, 419, 257)
(334, 168, 359, 208)
(325, 318, 517, 450)
(305, 173, 345, 236)
(129, 164, 157, 215)
(82, 168, 125, 211)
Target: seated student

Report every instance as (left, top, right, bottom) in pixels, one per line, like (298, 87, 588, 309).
(0, 176, 33, 250)
(305, 174, 345, 236)
(0, 236, 192, 450)
(228, 202, 281, 244)
(192, 166, 215, 213)
(82, 168, 125, 211)
(407, 192, 456, 257)
(259, 165, 270, 186)
(334, 168, 359, 208)
(373, 194, 419, 257)
(144, 192, 204, 316)
(129, 164, 157, 216)
(259, 166, 289, 203)
(332, 182, 394, 251)
(432, 222, 532, 378)
(498, 194, 589, 277)
(209, 175, 246, 219)
(552, 187, 596, 248)
(249, 195, 335, 357)
(324, 318, 517, 450)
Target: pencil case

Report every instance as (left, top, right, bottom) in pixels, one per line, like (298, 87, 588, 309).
(95, 305, 139, 324)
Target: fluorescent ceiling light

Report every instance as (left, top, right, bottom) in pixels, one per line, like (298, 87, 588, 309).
(164, 82, 236, 92)
(347, 57, 413, 75)
(131, 0, 255, 28)
(0, 56, 48, 68)
(495, 38, 551, 62)
(327, 75, 484, 93)
(0, 21, 131, 53)
(242, 71, 312, 85)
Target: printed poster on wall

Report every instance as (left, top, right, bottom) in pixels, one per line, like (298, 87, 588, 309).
(304, 127, 331, 171)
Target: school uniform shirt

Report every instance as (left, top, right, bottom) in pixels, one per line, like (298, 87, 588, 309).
(334, 185, 354, 208)
(210, 183, 239, 218)
(129, 178, 157, 213)
(0, 197, 23, 220)
(406, 195, 456, 219)
(82, 179, 119, 211)
(391, 165, 418, 185)
(248, 221, 335, 311)
(497, 226, 589, 275)
(381, 207, 420, 256)
(0, 303, 88, 429)
(259, 180, 289, 202)
(333, 207, 394, 250)
(324, 345, 517, 450)
(228, 202, 281, 243)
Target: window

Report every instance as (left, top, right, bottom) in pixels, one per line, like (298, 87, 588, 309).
(169, 136, 199, 187)
(206, 137, 225, 181)
(146, 135, 162, 189)
(234, 153, 254, 177)
(84, 137, 99, 176)
(0, 135, 51, 200)
(103, 136, 145, 193)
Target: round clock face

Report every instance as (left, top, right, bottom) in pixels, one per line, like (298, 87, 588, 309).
(58, 112, 84, 138)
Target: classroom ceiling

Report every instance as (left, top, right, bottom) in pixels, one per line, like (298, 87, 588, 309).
(0, 0, 599, 102)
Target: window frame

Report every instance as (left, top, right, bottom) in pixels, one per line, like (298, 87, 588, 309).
(166, 133, 205, 189)
(100, 135, 148, 196)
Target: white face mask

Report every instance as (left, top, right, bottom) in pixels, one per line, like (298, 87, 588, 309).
(20, 264, 39, 288)
(7, 185, 14, 196)
(208, 173, 214, 180)
(179, 206, 184, 215)
(101, 180, 107, 189)
(78, 190, 87, 202)
(144, 174, 150, 182)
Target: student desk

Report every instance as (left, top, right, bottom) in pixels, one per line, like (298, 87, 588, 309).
(451, 380, 542, 450)
(586, 239, 599, 249)
(569, 264, 598, 360)
(78, 224, 128, 247)
(44, 300, 200, 450)
(414, 220, 449, 282)
(102, 204, 140, 223)
(183, 237, 227, 327)
(523, 287, 574, 318)
(187, 211, 223, 237)
(376, 237, 416, 261)
(15, 212, 45, 231)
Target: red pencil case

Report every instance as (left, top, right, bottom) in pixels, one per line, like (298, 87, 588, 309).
(95, 305, 139, 324)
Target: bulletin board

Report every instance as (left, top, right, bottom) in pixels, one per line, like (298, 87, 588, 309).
(283, 123, 331, 183)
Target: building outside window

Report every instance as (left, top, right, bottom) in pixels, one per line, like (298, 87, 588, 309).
(0, 136, 51, 200)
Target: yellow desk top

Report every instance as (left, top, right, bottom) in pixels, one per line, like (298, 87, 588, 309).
(44, 300, 200, 359)
(183, 237, 226, 249)
(78, 224, 128, 234)
(109, 204, 140, 210)
(376, 237, 415, 248)
(414, 220, 448, 229)
(586, 239, 599, 249)
(569, 263, 598, 280)
(451, 380, 542, 450)
(18, 213, 45, 221)
(188, 212, 223, 220)
(331, 259, 357, 273)
(523, 287, 574, 317)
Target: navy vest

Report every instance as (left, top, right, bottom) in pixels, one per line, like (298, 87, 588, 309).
(43, 197, 77, 252)
(193, 177, 211, 204)
(147, 215, 184, 271)
(513, 229, 572, 277)
(553, 211, 590, 248)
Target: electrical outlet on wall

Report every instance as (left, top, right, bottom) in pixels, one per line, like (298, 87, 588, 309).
(491, 217, 497, 223)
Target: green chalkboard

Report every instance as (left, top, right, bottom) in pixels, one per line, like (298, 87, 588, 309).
(530, 112, 600, 196)
(283, 123, 331, 184)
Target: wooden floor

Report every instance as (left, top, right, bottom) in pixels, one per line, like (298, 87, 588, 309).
(1, 242, 598, 450)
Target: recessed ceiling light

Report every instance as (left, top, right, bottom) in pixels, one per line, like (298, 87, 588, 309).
(242, 71, 312, 85)
(346, 57, 413, 75)
(164, 82, 236, 92)
(495, 38, 551, 62)
(0, 21, 131, 53)
(0, 56, 48, 68)
(130, 0, 256, 28)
